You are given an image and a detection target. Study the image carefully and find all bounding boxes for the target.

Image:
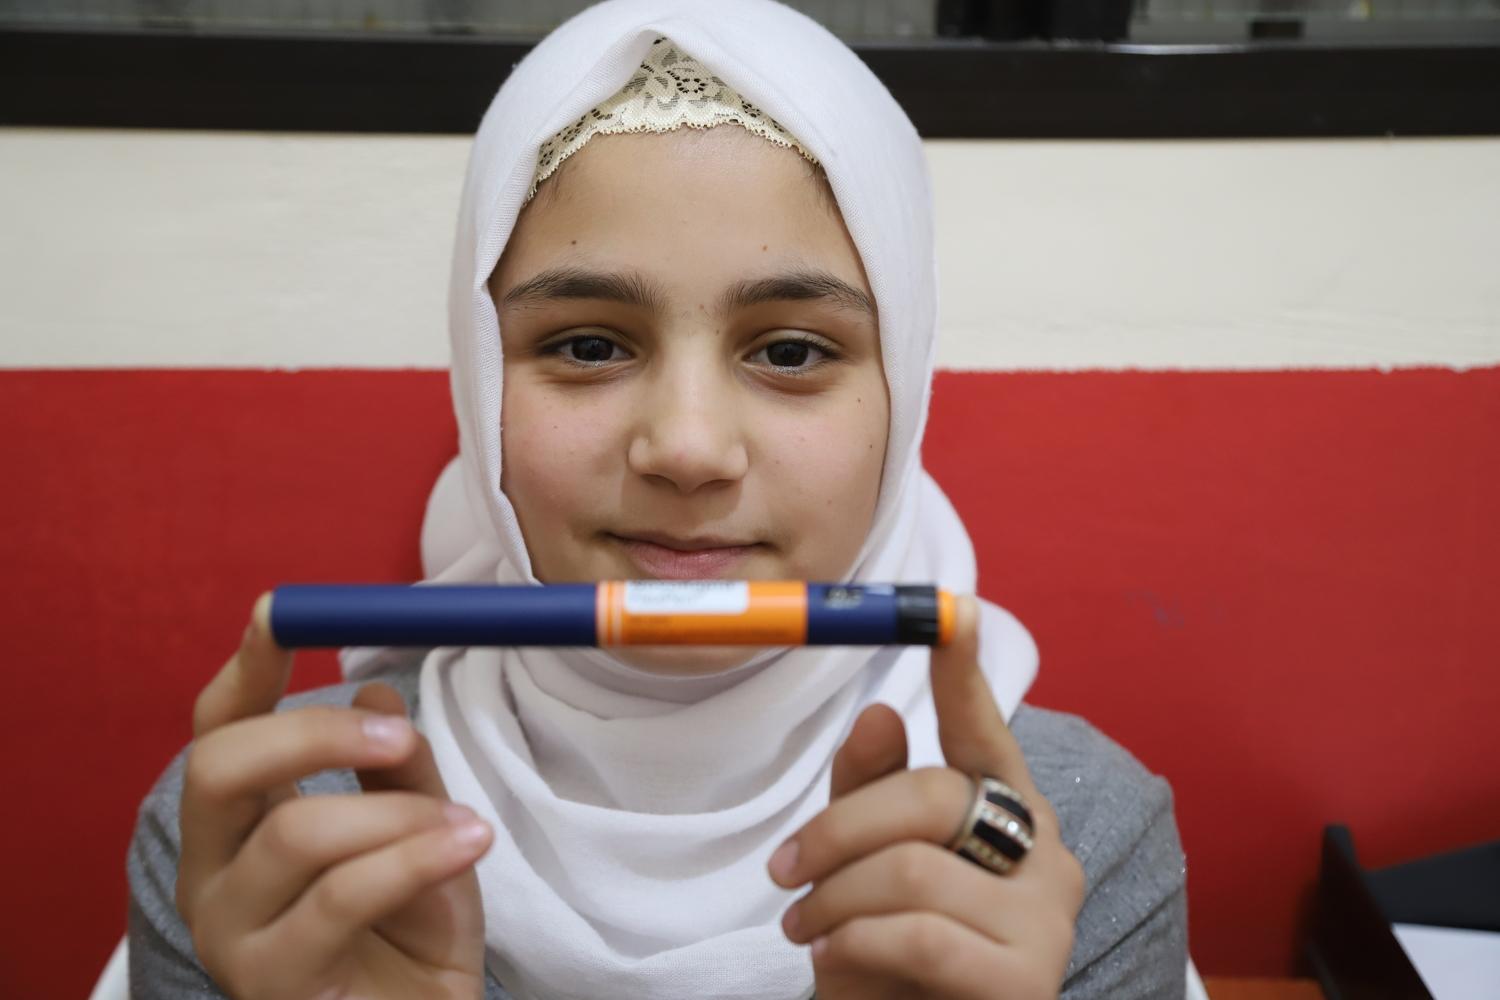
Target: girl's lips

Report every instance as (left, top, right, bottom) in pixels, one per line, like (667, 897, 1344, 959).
(612, 536, 761, 579)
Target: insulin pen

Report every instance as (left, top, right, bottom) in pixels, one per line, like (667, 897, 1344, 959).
(267, 581, 955, 648)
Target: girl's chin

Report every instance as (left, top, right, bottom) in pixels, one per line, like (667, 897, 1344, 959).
(609, 644, 767, 676)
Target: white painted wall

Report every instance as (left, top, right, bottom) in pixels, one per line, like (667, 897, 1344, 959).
(2, 127, 1496, 370)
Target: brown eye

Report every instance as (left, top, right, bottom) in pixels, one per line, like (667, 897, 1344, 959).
(567, 336, 619, 363)
(754, 337, 834, 373)
(766, 341, 812, 368)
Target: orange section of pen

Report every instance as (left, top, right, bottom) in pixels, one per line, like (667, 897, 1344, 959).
(598, 580, 808, 645)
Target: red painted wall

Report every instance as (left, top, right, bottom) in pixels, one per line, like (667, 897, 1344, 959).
(2, 368, 1497, 997)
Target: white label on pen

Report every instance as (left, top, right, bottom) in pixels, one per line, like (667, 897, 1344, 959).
(623, 581, 750, 615)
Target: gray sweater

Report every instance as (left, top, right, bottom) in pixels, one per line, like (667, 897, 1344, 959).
(128, 665, 1188, 998)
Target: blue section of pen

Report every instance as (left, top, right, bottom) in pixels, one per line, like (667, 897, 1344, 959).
(805, 584, 901, 644)
(270, 584, 599, 647)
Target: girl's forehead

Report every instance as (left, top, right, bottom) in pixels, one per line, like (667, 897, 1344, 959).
(498, 129, 866, 300)
(530, 128, 829, 218)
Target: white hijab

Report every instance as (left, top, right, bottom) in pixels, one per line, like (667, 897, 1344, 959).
(343, 2, 1038, 997)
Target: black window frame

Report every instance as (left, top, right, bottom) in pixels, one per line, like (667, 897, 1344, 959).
(3, 13, 1498, 137)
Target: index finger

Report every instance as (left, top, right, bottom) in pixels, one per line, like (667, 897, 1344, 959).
(930, 595, 1039, 802)
(193, 592, 292, 738)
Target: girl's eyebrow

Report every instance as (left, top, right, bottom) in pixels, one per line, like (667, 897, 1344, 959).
(501, 267, 667, 313)
(720, 271, 875, 319)
(500, 265, 874, 319)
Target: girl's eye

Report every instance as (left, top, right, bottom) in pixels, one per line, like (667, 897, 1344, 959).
(766, 341, 812, 367)
(754, 338, 831, 371)
(555, 334, 623, 365)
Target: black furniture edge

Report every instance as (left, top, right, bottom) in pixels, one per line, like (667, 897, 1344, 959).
(1366, 831, 1500, 934)
(1307, 824, 1455, 1000)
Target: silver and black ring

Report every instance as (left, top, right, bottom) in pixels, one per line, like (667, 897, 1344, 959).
(946, 775, 1035, 876)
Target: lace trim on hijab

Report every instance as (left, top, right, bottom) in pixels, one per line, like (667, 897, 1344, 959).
(529, 36, 818, 201)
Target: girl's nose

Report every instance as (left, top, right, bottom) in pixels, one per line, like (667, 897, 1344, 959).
(627, 375, 750, 494)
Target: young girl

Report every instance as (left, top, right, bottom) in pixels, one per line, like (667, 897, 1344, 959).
(127, 2, 1187, 997)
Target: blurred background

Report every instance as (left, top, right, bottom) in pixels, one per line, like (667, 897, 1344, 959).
(2, 1, 1497, 997)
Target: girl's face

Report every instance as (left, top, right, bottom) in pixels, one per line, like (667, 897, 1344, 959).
(491, 127, 889, 674)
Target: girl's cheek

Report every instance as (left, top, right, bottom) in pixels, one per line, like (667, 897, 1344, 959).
(754, 391, 886, 522)
(772, 380, 885, 479)
(502, 381, 619, 509)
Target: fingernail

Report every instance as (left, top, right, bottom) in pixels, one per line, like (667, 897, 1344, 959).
(443, 802, 476, 825)
(782, 902, 801, 938)
(361, 714, 411, 748)
(810, 936, 828, 958)
(450, 818, 489, 845)
(768, 840, 799, 883)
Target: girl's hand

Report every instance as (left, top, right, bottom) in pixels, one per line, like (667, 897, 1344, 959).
(174, 595, 492, 1000)
(769, 596, 1085, 1000)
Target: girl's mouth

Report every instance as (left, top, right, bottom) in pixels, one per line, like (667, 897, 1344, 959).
(608, 533, 763, 580)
